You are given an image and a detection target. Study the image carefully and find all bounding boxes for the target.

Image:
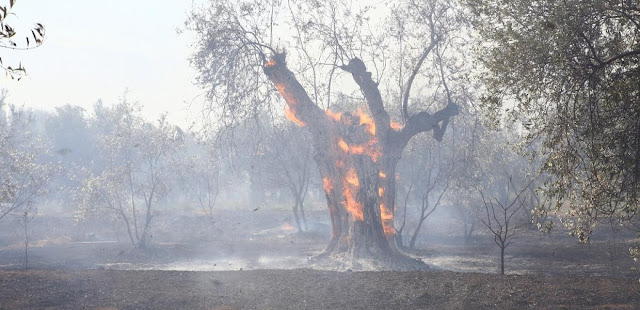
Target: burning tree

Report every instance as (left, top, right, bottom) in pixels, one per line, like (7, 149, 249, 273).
(188, 0, 463, 269)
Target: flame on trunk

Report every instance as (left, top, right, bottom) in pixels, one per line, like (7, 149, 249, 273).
(285, 104, 305, 127)
(326, 109, 342, 122)
(265, 59, 277, 67)
(337, 138, 381, 162)
(390, 120, 403, 130)
(343, 168, 363, 220)
(380, 203, 395, 236)
(270, 75, 394, 234)
(379, 171, 387, 179)
(345, 168, 360, 187)
(323, 177, 334, 193)
(274, 83, 306, 127)
(357, 109, 375, 136)
(378, 185, 395, 236)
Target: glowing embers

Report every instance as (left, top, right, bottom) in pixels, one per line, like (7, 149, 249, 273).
(281, 222, 296, 231)
(265, 58, 277, 67)
(390, 120, 403, 130)
(342, 168, 363, 221)
(323, 177, 334, 193)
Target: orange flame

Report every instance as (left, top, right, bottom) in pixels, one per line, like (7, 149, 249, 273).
(380, 203, 395, 236)
(338, 139, 349, 152)
(282, 222, 296, 231)
(265, 59, 277, 67)
(285, 104, 305, 127)
(342, 168, 363, 220)
(379, 171, 387, 179)
(323, 177, 334, 193)
(356, 109, 376, 136)
(345, 168, 360, 187)
(274, 83, 305, 127)
(390, 120, 403, 130)
(326, 109, 342, 122)
(337, 138, 381, 162)
(378, 185, 394, 235)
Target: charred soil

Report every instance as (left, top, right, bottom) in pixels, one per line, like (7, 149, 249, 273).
(1, 211, 640, 309)
(1, 269, 639, 310)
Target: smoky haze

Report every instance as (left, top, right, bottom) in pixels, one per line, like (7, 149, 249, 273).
(0, 91, 633, 277)
(1, 1, 638, 304)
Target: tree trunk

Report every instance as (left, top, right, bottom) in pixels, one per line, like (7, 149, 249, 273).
(299, 201, 308, 231)
(292, 196, 303, 232)
(500, 246, 505, 275)
(409, 215, 425, 250)
(23, 214, 28, 270)
(263, 53, 457, 270)
(464, 221, 475, 244)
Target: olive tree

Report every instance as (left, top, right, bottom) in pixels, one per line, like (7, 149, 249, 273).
(0, 92, 55, 222)
(259, 122, 316, 232)
(77, 98, 185, 248)
(187, 0, 466, 269)
(466, 0, 640, 241)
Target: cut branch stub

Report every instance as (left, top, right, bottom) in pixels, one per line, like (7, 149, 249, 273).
(341, 58, 391, 139)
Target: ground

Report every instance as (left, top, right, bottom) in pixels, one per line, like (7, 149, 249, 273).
(0, 208, 639, 309)
(1, 269, 639, 309)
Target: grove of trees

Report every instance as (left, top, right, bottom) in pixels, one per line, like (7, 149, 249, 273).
(1, 0, 639, 274)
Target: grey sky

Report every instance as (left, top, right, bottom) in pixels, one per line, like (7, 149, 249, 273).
(2, 0, 203, 127)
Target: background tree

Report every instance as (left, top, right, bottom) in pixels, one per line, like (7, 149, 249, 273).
(77, 98, 185, 248)
(43, 105, 98, 211)
(0, 91, 55, 222)
(260, 123, 316, 232)
(186, 142, 222, 227)
(188, 0, 464, 269)
(398, 134, 454, 250)
(465, 0, 640, 241)
(480, 176, 531, 275)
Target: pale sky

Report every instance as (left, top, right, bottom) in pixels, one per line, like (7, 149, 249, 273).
(2, 0, 205, 127)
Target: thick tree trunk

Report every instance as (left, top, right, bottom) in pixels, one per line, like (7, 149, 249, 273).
(262, 53, 457, 270)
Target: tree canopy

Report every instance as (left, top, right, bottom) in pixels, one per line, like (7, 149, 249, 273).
(0, 0, 45, 79)
(466, 0, 640, 239)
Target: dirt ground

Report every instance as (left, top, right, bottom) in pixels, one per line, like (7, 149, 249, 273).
(1, 269, 639, 309)
(1, 209, 639, 309)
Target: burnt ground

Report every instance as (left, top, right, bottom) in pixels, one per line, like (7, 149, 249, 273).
(1, 208, 639, 309)
(1, 269, 639, 309)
